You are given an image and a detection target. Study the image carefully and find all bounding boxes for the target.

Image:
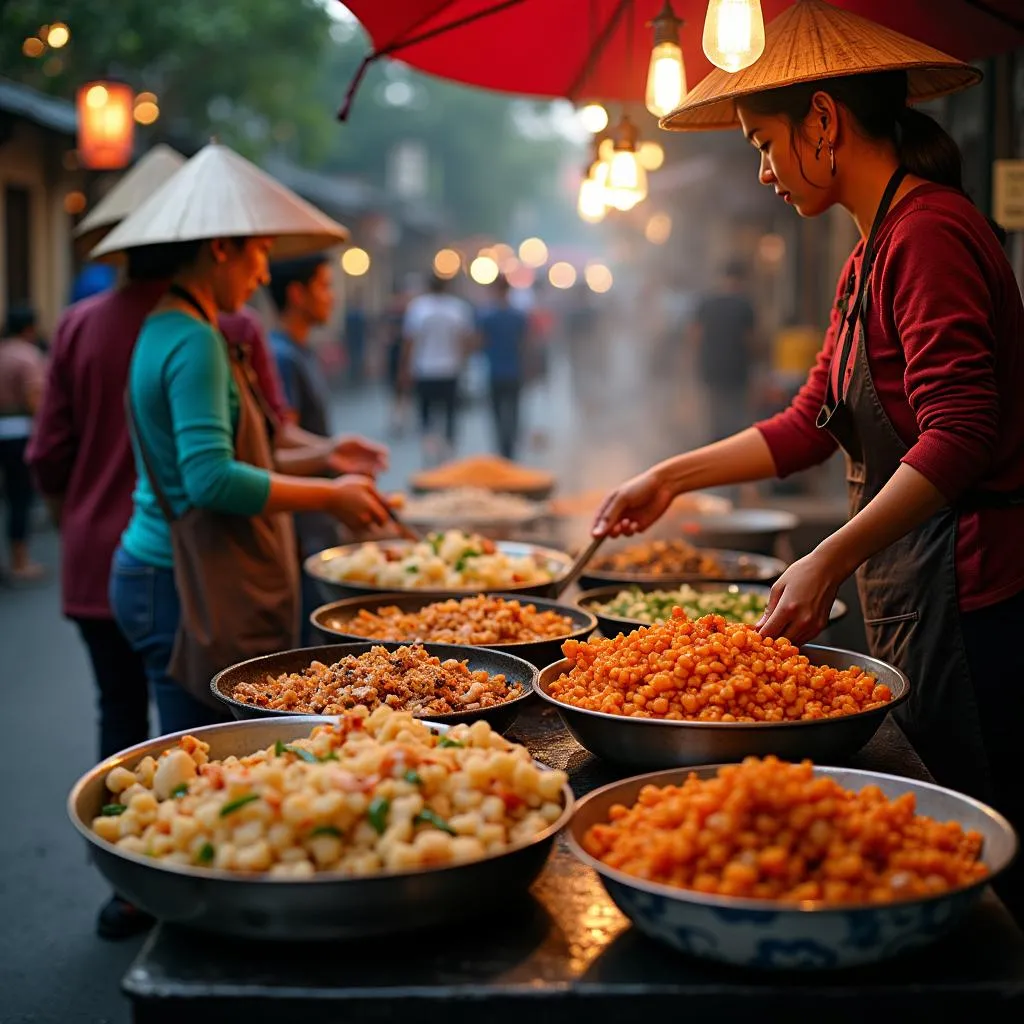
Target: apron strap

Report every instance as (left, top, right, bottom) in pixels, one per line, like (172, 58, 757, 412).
(124, 392, 178, 525)
(818, 166, 908, 426)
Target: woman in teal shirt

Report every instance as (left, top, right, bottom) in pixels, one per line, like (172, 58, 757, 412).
(104, 147, 388, 741)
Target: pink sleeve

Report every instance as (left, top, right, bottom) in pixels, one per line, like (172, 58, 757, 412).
(26, 319, 77, 496)
(878, 211, 1000, 501)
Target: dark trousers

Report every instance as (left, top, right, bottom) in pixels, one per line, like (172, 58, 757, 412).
(0, 436, 33, 544)
(416, 378, 460, 445)
(74, 617, 151, 760)
(490, 381, 521, 459)
(109, 546, 231, 736)
(962, 586, 1024, 924)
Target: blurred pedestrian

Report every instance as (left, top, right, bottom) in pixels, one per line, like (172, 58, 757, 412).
(477, 276, 529, 459)
(691, 261, 757, 442)
(344, 285, 368, 386)
(267, 254, 387, 640)
(383, 285, 413, 437)
(0, 304, 47, 584)
(402, 274, 475, 462)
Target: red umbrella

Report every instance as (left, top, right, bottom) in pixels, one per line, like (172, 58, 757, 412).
(337, 1, 1023, 118)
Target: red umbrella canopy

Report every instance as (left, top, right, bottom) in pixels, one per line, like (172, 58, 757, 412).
(338, 0, 1023, 111)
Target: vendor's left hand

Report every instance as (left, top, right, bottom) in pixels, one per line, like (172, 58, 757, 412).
(756, 549, 845, 646)
(328, 435, 389, 477)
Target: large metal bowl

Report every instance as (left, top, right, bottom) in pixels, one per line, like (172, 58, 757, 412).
(211, 641, 538, 734)
(578, 547, 787, 592)
(535, 645, 910, 770)
(305, 539, 573, 604)
(311, 592, 597, 669)
(568, 764, 1017, 969)
(68, 716, 574, 941)
(665, 508, 800, 556)
(577, 581, 847, 640)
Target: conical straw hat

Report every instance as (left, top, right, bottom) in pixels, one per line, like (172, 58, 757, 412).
(91, 142, 349, 260)
(74, 144, 186, 251)
(662, 0, 982, 132)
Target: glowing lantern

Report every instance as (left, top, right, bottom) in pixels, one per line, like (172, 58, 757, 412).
(77, 81, 134, 170)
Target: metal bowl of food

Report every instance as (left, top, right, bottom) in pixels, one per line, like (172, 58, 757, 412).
(568, 764, 1016, 969)
(305, 537, 574, 604)
(211, 641, 538, 734)
(534, 646, 909, 770)
(68, 716, 574, 941)
(577, 582, 847, 640)
(578, 543, 787, 593)
(395, 487, 551, 539)
(665, 508, 800, 556)
(311, 592, 597, 669)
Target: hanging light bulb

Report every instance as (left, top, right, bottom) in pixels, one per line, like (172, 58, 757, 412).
(604, 114, 647, 213)
(703, 0, 765, 73)
(577, 159, 609, 224)
(577, 134, 610, 224)
(645, 1, 687, 118)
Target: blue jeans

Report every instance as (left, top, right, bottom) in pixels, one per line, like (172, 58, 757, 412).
(109, 547, 230, 736)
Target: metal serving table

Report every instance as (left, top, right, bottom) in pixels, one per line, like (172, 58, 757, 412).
(123, 706, 1024, 1023)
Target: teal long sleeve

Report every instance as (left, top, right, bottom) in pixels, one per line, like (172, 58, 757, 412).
(121, 312, 271, 568)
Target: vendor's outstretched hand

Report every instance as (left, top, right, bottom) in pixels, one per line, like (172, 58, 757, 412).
(592, 469, 676, 538)
(756, 549, 843, 646)
(328, 435, 389, 477)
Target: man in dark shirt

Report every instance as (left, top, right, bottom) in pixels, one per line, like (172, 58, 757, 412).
(477, 276, 529, 459)
(268, 255, 387, 638)
(692, 261, 757, 442)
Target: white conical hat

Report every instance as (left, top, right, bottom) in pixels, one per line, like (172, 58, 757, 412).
(662, 0, 982, 132)
(91, 142, 349, 260)
(74, 144, 186, 251)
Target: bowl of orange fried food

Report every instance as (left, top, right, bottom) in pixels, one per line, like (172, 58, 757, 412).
(568, 756, 1016, 969)
(535, 610, 908, 770)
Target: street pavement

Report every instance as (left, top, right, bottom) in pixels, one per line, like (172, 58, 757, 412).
(0, 335, 845, 1021)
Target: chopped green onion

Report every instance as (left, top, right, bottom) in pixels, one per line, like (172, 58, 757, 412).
(415, 809, 456, 836)
(310, 825, 342, 838)
(404, 769, 422, 785)
(101, 804, 127, 816)
(219, 793, 259, 817)
(368, 796, 390, 835)
(197, 842, 215, 864)
(274, 740, 286, 756)
(454, 550, 481, 572)
(171, 783, 189, 799)
(318, 751, 339, 762)
(283, 744, 318, 764)
(438, 737, 464, 749)
(429, 534, 443, 554)
(404, 563, 419, 574)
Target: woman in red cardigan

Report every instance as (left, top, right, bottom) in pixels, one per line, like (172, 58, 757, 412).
(593, 4, 1024, 919)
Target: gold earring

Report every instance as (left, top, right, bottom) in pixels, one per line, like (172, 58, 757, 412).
(815, 137, 824, 160)
(828, 141, 836, 176)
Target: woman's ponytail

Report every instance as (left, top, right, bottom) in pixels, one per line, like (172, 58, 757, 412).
(894, 107, 963, 192)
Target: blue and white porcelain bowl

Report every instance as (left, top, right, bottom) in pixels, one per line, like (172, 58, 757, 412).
(568, 765, 1017, 970)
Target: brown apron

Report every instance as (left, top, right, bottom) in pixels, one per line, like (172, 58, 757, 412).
(815, 167, 1024, 801)
(128, 298, 299, 709)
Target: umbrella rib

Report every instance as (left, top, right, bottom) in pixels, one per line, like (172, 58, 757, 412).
(962, 0, 1024, 32)
(338, 0, 528, 120)
(566, 0, 633, 103)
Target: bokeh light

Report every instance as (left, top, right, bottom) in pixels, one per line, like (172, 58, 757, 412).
(548, 261, 577, 289)
(469, 255, 500, 285)
(518, 237, 548, 268)
(584, 263, 613, 294)
(645, 212, 673, 245)
(433, 248, 461, 279)
(341, 247, 371, 276)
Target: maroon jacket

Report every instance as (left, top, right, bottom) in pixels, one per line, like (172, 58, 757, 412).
(757, 185, 1024, 613)
(27, 284, 289, 618)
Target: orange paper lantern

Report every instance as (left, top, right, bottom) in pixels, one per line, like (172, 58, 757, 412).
(77, 81, 134, 170)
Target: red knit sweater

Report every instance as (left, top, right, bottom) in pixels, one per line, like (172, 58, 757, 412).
(757, 184, 1024, 613)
